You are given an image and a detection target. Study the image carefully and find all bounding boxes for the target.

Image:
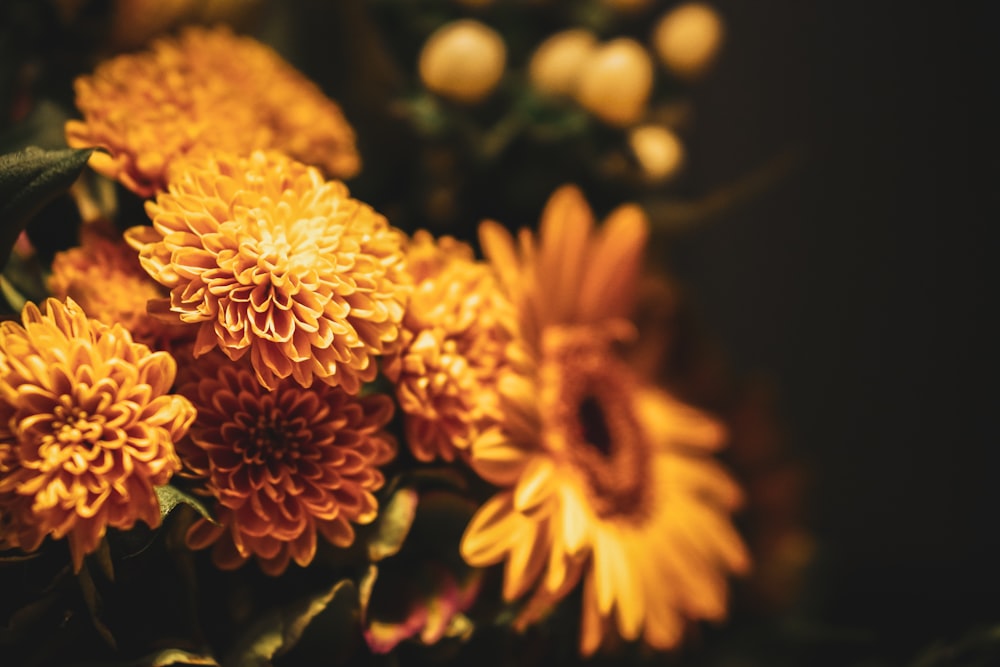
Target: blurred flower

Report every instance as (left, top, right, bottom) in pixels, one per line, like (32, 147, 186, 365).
(107, 0, 263, 51)
(575, 38, 654, 127)
(0, 298, 194, 570)
(419, 20, 507, 104)
(178, 352, 396, 576)
(385, 231, 517, 462)
(65, 26, 359, 197)
(528, 29, 598, 98)
(126, 150, 409, 393)
(652, 2, 725, 80)
(461, 187, 749, 654)
(47, 227, 189, 351)
(628, 124, 685, 182)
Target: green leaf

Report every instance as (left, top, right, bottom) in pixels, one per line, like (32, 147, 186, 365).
(0, 146, 94, 270)
(365, 486, 418, 562)
(221, 578, 356, 667)
(155, 485, 217, 524)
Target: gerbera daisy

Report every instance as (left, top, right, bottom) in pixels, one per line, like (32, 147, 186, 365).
(176, 351, 396, 576)
(125, 150, 409, 393)
(0, 298, 195, 570)
(460, 186, 750, 654)
(47, 227, 189, 352)
(65, 25, 359, 197)
(384, 231, 517, 462)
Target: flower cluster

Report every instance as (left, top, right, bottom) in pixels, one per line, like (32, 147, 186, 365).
(0, 17, 751, 665)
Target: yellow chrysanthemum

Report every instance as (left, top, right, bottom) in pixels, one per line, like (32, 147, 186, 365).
(47, 228, 189, 351)
(176, 351, 396, 576)
(125, 150, 409, 393)
(460, 186, 750, 654)
(0, 298, 195, 570)
(384, 231, 517, 462)
(65, 25, 359, 197)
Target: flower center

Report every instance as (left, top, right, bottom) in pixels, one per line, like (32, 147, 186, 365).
(242, 411, 302, 464)
(541, 324, 652, 521)
(49, 406, 105, 447)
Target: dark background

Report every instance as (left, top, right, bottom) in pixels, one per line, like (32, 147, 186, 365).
(674, 0, 995, 658)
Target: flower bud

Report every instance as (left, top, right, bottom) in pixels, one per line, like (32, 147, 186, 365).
(419, 20, 507, 104)
(652, 2, 725, 79)
(629, 124, 684, 182)
(528, 29, 598, 98)
(575, 38, 654, 127)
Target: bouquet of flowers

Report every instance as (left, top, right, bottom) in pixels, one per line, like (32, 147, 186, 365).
(0, 2, 785, 665)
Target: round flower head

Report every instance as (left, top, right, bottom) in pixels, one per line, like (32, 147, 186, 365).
(126, 150, 410, 393)
(48, 228, 190, 352)
(65, 25, 360, 197)
(384, 231, 517, 462)
(461, 186, 749, 654)
(177, 351, 396, 575)
(0, 298, 195, 570)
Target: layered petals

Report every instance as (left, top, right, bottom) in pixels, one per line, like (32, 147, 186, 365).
(176, 352, 396, 575)
(0, 298, 194, 570)
(127, 150, 409, 392)
(66, 25, 359, 196)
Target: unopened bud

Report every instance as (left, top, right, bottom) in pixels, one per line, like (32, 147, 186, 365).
(419, 20, 507, 104)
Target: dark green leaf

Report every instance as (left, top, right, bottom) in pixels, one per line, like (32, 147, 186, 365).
(0, 146, 93, 270)
(155, 485, 217, 524)
(366, 486, 418, 562)
(221, 578, 356, 667)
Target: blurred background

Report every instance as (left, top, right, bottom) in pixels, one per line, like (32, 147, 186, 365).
(1, 1, 994, 664)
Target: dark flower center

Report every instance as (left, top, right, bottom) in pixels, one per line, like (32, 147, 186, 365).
(542, 325, 653, 522)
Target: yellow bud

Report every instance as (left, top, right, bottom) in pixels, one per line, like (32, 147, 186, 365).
(419, 20, 507, 104)
(652, 2, 725, 79)
(575, 38, 654, 127)
(528, 29, 599, 98)
(628, 124, 684, 182)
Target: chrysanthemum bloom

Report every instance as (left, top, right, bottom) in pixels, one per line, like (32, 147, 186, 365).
(384, 231, 517, 462)
(47, 228, 189, 352)
(177, 352, 396, 576)
(460, 186, 750, 654)
(126, 150, 409, 393)
(65, 25, 359, 197)
(0, 298, 195, 570)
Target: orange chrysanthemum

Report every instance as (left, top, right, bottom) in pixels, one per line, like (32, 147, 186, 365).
(65, 25, 359, 197)
(47, 228, 189, 351)
(125, 150, 409, 393)
(0, 298, 195, 570)
(176, 352, 396, 575)
(460, 186, 750, 654)
(384, 231, 517, 462)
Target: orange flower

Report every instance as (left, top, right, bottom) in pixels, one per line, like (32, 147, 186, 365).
(65, 25, 359, 197)
(0, 298, 195, 570)
(47, 228, 189, 351)
(177, 352, 396, 575)
(126, 150, 409, 393)
(384, 231, 517, 462)
(460, 186, 749, 654)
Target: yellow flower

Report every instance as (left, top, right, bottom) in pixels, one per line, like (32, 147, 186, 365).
(384, 231, 517, 462)
(0, 298, 195, 570)
(461, 186, 749, 654)
(177, 352, 396, 576)
(47, 228, 190, 352)
(126, 150, 409, 394)
(65, 26, 359, 197)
